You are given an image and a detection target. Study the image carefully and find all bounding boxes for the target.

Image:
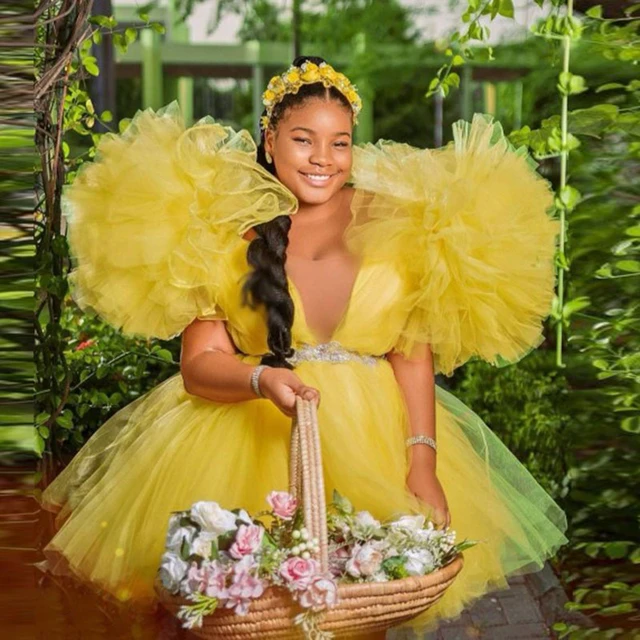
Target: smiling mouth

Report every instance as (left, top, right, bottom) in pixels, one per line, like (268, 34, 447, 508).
(299, 172, 339, 187)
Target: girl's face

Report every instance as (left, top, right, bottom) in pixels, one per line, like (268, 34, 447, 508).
(264, 98, 353, 206)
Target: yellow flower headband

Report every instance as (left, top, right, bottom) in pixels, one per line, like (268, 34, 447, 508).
(260, 61, 362, 131)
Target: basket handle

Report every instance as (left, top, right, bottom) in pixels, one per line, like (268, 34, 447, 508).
(288, 396, 329, 573)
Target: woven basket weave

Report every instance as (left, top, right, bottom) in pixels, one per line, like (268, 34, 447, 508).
(155, 397, 463, 638)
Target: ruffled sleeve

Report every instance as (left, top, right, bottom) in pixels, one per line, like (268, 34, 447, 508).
(64, 101, 297, 340)
(349, 113, 559, 376)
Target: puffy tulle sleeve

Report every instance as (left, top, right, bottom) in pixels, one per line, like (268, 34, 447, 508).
(64, 101, 297, 340)
(349, 113, 559, 376)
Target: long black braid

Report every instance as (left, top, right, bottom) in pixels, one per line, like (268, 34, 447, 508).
(241, 55, 353, 369)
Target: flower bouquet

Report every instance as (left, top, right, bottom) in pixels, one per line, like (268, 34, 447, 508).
(155, 398, 472, 639)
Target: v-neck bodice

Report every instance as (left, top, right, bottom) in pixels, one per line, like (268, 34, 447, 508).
(215, 230, 413, 358)
(285, 252, 363, 344)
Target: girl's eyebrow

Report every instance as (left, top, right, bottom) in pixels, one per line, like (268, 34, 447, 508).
(290, 126, 352, 138)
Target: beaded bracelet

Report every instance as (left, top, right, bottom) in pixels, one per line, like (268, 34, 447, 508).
(405, 434, 437, 452)
(250, 365, 269, 398)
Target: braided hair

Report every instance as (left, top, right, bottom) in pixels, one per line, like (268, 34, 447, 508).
(241, 56, 353, 369)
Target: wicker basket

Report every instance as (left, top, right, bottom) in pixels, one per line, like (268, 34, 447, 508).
(155, 397, 464, 638)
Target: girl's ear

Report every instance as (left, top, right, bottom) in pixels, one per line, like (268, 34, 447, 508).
(264, 128, 275, 156)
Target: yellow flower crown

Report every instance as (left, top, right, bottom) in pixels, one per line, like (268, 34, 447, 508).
(260, 61, 362, 131)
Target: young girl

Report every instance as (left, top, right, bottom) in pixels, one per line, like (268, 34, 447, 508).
(41, 55, 568, 635)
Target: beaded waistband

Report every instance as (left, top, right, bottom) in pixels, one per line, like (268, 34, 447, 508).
(285, 341, 383, 366)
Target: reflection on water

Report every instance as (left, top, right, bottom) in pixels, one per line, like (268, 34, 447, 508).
(7, 461, 188, 640)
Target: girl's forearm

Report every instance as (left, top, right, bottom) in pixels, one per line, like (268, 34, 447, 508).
(387, 345, 437, 471)
(180, 349, 259, 403)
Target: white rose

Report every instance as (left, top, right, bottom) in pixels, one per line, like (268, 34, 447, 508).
(346, 543, 384, 578)
(404, 549, 435, 576)
(166, 525, 196, 555)
(158, 552, 188, 593)
(354, 511, 380, 528)
(390, 515, 426, 532)
(235, 509, 253, 526)
(189, 532, 218, 559)
(190, 501, 238, 535)
(370, 570, 389, 583)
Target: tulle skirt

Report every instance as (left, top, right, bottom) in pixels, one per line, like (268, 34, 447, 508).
(41, 355, 568, 633)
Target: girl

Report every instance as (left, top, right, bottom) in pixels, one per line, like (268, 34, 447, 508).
(41, 56, 568, 636)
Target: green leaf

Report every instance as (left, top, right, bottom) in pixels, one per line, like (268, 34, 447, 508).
(558, 185, 581, 211)
(596, 82, 625, 93)
(82, 57, 99, 77)
(56, 411, 74, 430)
(447, 72, 460, 88)
(615, 260, 640, 273)
(332, 489, 354, 515)
(604, 541, 631, 559)
(562, 296, 590, 318)
(150, 22, 166, 34)
(599, 603, 634, 616)
(621, 416, 640, 434)
(124, 27, 137, 45)
(592, 359, 608, 370)
(89, 15, 117, 29)
(586, 5, 602, 18)
(381, 555, 409, 579)
(155, 349, 174, 363)
(35, 434, 45, 457)
(100, 110, 113, 122)
(624, 226, 640, 237)
(498, 0, 514, 18)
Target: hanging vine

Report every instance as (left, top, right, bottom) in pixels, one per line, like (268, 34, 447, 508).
(34, 0, 94, 463)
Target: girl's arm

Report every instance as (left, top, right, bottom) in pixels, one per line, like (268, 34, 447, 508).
(387, 344, 451, 527)
(180, 318, 320, 416)
(180, 317, 257, 403)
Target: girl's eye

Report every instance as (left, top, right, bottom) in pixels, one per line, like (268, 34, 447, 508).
(335, 142, 350, 148)
(294, 137, 311, 144)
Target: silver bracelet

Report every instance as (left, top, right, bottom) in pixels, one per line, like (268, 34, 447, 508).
(405, 435, 437, 452)
(250, 365, 269, 398)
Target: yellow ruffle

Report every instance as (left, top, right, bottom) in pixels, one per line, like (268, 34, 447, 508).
(64, 101, 298, 340)
(349, 113, 559, 376)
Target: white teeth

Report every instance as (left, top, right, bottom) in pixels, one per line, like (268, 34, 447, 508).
(303, 173, 332, 180)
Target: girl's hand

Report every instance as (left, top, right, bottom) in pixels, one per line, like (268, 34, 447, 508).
(406, 451, 451, 528)
(258, 367, 320, 418)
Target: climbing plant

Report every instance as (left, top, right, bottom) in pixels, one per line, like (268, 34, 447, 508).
(429, 1, 639, 636)
(34, 1, 166, 463)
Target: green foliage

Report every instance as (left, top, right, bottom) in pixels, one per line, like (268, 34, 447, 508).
(35, 7, 169, 460)
(53, 301, 180, 451)
(453, 351, 570, 494)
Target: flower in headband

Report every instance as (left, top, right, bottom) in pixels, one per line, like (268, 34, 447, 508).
(260, 61, 363, 131)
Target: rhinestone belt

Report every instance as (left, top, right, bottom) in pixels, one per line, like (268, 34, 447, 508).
(285, 341, 383, 366)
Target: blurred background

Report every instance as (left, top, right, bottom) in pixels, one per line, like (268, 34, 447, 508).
(3, 1, 638, 638)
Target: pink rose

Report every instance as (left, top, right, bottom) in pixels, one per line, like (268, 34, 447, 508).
(297, 574, 339, 611)
(229, 524, 264, 560)
(328, 544, 352, 577)
(279, 556, 320, 590)
(224, 556, 265, 615)
(204, 561, 230, 599)
(183, 561, 207, 595)
(267, 491, 298, 520)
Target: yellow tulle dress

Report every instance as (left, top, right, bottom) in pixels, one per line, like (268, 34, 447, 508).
(41, 102, 568, 633)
